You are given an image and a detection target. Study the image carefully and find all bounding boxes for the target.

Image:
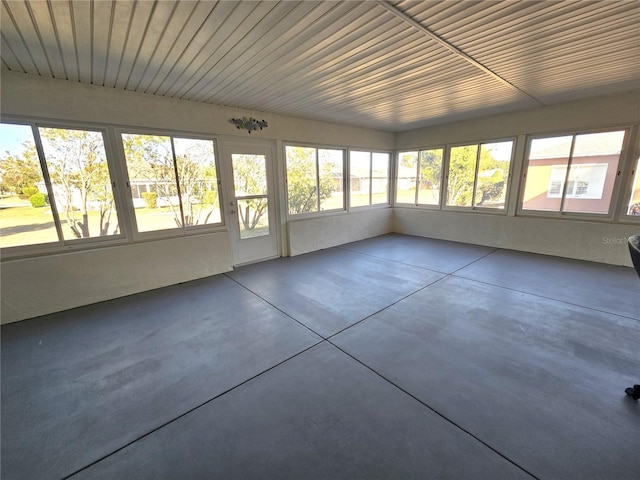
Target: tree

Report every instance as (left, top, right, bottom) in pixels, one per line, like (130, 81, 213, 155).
(446, 145, 478, 206)
(446, 145, 508, 207)
(417, 149, 442, 203)
(40, 128, 117, 238)
(174, 139, 219, 226)
(0, 144, 42, 196)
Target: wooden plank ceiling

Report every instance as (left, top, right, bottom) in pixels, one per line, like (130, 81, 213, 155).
(2, 0, 639, 132)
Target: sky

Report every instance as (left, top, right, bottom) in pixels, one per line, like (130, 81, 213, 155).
(0, 123, 35, 156)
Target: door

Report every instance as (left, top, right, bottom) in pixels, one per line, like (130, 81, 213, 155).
(224, 144, 278, 265)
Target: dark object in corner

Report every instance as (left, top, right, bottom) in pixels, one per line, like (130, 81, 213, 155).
(628, 235, 640, 279)
(624, 235, 640, 400)
(625, 385, 640, 400)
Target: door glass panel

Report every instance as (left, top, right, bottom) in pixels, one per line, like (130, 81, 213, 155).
(237, 198, 269, 239)
(39, 127, 120, 240)
(232, 154, 269, 239)
(233, 154, 267, 196)
(0, 123, 59, 248)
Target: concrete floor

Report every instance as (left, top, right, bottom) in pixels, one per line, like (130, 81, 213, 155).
(2, 233, 639, 480)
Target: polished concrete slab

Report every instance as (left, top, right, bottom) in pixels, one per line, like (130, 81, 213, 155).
(455, 248, 640, 319)
(339, 233, 496, 273)
(333, 276, 640, 480)
(227, 247, 444, 337)
(1, 275, 320, 480)
(2, 234, 638, 480)
(71, 343, 533, 480)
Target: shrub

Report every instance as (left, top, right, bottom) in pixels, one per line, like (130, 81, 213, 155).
(29, 193, 48, 208)
(202, 189, 218, 206)
(19, 186, 39, 198)
(141, 191, 158, 209)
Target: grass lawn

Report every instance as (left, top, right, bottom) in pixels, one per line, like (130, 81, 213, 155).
(0, 197, 59, 248)
(395, 187, 441, 205)
(0, 196, 120, 248)
(1, 195, 224, 248)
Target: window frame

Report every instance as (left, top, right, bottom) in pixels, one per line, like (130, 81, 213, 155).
(284, 143, 347, 219)
(348, 149, 392, 210)
(0, 117, 128, 259)
(115, 127, 226, 241)
(442, 137, 515, 214)
(517, 127, 632, 221)
(394, 146, 445, 209)
(619, 125, 640, 224)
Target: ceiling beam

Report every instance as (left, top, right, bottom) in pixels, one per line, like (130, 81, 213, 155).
(376, 1, 546, 107)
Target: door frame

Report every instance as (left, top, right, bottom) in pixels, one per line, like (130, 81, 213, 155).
(220, 140, 280, 266)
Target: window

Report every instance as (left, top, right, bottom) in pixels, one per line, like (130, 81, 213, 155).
(547, 164, 608, 199)
(627, 156, 640, 216)
(396, 148, 443, 206)
(1, 123, 58, 248)
(0, 122, 121, 250)
(521, 130, 625, 215)
(445, 141, 513, 209)
(285, 145, 344, 215)
(121, 134, 222, 233)
(349, 151, 390, 208)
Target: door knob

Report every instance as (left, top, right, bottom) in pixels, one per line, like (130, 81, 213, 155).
(230, 209, 236, 214)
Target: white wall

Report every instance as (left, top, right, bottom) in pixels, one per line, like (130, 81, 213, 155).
(0, 71, 395, 323)
(1, 232, 233, 323)
(395, 90, 640, 267)
(0, 71, 395, 150)
(394, 209, 638, 266)
(288, 208, 394, 256)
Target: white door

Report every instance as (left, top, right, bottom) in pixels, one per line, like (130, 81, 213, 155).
(223, 144, 278, 266)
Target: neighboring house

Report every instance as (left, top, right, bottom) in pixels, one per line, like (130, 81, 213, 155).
(522, 154, 619, 213)
(349, 164, 388, 195)
(130, 179, 217, 208)
(129, 179, 179, 208)
(35, 181, 105, 212)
